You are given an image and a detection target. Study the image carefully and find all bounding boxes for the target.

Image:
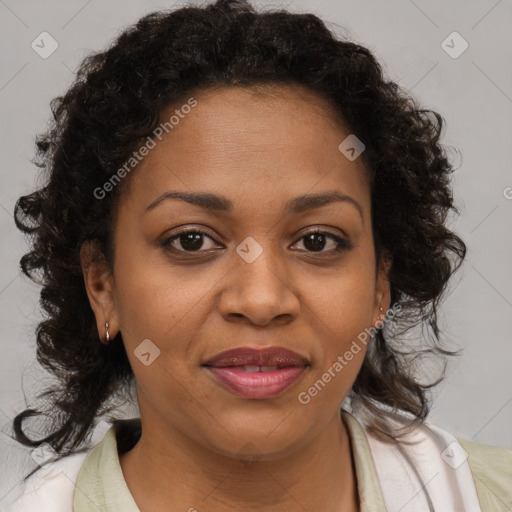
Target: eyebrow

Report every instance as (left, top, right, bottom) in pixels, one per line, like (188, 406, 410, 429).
(144, 190, 364, 222)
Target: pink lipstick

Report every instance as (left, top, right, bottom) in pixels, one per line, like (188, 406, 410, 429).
(203, 346, 309, 399)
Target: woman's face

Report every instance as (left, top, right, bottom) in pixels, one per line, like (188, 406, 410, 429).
(84, 84, 390, 460)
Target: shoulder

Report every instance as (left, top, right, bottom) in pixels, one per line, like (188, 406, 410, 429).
(457, 437, 512, 511)
(345, 403, 512, 511)
(0, 450, 89, 512)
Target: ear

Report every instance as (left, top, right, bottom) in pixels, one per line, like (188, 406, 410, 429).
(372, 250, 392, 329)
(80, 241, 120, 343)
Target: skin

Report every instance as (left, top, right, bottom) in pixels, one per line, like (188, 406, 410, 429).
(81, 84, 391, 512)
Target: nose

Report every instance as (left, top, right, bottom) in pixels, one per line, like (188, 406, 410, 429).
(217, 247, 300, 327)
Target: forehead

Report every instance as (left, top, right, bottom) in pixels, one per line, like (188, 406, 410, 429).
(119, 84, 370, 217)
(161, 84, 353, 156)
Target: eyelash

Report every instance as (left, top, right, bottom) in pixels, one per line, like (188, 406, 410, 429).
(159, 227, 352, 255)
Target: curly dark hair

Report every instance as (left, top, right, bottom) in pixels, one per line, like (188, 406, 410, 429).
(12, 0, 466, 476)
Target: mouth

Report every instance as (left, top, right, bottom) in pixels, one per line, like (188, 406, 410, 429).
(202, 346, 310, 399)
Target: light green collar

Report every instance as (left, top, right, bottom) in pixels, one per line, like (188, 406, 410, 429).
(73, 410, 387, 511)
(73, 421, 140, 511)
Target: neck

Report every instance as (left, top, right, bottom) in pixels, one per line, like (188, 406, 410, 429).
(119, 411, 360, 512)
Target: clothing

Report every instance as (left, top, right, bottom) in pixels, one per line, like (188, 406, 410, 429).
(2, 407, 511, 511)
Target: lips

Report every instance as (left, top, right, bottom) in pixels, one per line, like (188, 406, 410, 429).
(204, 346, 309, 368)
(203, 346, 309, 399)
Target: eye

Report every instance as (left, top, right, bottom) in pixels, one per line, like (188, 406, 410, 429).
(160, 227, 352, 255)
(160, 228, 221, 253)
(292, 229, 352, 254)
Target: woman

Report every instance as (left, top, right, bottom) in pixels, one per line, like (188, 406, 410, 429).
(2, 0, 510, 511)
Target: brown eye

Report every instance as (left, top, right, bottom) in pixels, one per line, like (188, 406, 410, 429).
(160, 227, 352, 256)
(160, 229, 220, 253)
(293, 230, 352, 253)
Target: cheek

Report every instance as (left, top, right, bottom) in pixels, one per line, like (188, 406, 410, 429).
(297, 247, 375, 384)
(112, 250, 211, 415)
(297, 277, 372, 411)
(112, 234, 211, 344)
(304, 252, 375, 334)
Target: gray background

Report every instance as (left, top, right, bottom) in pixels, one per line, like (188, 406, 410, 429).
(1, 0, 511, 499)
